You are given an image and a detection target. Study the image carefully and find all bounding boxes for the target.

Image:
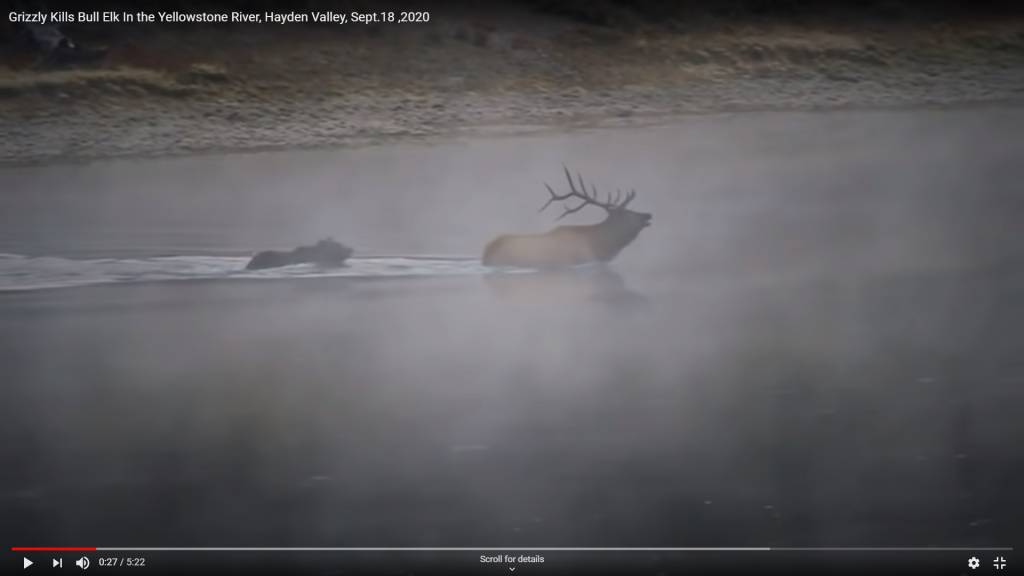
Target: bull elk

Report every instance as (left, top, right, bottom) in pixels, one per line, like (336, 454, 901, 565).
(482, 167, 652, 269)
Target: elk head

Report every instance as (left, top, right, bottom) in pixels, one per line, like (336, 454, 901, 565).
(540, 166, 652, 262)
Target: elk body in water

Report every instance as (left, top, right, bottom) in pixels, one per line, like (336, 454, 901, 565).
(482, 167, 652, 269)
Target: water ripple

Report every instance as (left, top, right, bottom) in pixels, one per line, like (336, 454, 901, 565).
(0, 252, 498, 292)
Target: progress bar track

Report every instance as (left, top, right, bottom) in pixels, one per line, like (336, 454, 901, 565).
(14, 546, 1015, 551)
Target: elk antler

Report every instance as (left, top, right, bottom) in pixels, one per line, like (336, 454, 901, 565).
(539, 166, 636, 220)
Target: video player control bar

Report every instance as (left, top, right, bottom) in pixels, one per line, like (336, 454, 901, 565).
(13, 547, 1014, 575)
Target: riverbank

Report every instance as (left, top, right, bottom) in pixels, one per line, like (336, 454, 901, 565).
(2, 7, 1023, 166)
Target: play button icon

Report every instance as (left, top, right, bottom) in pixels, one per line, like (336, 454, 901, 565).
(24, 557, 33, 569)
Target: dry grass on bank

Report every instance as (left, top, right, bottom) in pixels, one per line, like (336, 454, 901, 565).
(0, 67, 211, 99)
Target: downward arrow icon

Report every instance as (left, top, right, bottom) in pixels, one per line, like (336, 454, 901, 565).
(509, 568, 515, 572)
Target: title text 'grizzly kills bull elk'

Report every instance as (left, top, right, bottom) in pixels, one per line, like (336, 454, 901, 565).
(482, 167, 652, 269)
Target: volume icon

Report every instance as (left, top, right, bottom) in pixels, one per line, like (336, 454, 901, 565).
(75, 557, 89, 569)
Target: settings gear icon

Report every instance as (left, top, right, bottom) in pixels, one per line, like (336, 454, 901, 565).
(969, 557, 980, 569)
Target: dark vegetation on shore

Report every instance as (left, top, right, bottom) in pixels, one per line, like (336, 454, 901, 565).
(525, 0, 1022, 27)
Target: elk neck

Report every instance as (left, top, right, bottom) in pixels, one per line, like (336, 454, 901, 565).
(574, 213, 639, 262)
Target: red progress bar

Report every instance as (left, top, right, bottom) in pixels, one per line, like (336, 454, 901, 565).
(13, 548, 97, 551)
